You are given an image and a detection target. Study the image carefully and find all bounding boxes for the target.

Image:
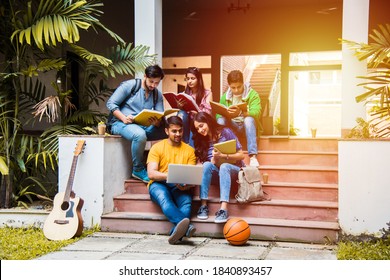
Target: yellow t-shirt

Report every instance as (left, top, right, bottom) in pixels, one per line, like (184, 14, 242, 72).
(146, 139, 197, 186)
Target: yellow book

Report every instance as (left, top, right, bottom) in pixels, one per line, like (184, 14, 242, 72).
(133, 108, 179, 126)
(213, 139, 237, 164)
(210, 101, 247, 118)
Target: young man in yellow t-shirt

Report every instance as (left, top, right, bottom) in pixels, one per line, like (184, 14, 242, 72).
(147, 116, 197, 244)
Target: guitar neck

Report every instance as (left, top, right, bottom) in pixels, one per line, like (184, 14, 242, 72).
(64, 155, 79, 202)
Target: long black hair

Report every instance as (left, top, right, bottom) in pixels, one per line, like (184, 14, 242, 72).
(184, 67, 206, 106)
(191, 112, 224, 162)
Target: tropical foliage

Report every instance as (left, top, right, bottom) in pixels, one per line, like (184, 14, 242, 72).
(342, 24, 390, 138)
(0, 0, 156, 208)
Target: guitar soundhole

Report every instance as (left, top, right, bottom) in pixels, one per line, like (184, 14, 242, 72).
(61, 201, 70, 211)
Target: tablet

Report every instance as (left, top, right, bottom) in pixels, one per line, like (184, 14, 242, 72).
(166, 164, 203, 185)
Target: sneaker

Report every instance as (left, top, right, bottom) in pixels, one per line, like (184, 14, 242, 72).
(249, 156, 260, 167)
(132, 168, 150, 183)
(214, 209, 228, 223)
(197, 205, 209, 220)
(186, 224, 196, 238)
(168, 218, 190, 245)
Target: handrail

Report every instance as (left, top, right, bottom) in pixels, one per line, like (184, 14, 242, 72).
(268, 69, 281, 119)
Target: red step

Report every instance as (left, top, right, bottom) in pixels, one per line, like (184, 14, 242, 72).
(101, 137, 340, 244)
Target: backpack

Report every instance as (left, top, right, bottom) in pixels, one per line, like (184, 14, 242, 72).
(106, 78, 157, 132)
(235, 166, 270, 203)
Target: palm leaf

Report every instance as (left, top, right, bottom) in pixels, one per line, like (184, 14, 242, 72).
(107, 44, 156, 77)
(21, 58, 65, 77)
(342, 24, 390, 68)
(41, 124, 90, 154)
(70, 44, 112, 67)
(0, 156, 9, 175)
(12, 0, 105, 50)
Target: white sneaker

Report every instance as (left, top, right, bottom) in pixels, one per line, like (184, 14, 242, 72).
(250, 156, 260, 167)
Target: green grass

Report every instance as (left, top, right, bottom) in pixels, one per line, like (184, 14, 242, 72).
(336, 237, 390, 260)
(1, 226, 390, 260)
(0, 226, 99, 260)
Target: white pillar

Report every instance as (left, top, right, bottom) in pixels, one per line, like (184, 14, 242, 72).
(134, 0, 163, 76)
(341, 0, 370, 136)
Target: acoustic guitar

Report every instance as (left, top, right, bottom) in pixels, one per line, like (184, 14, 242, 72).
(43, 140, 86, 241)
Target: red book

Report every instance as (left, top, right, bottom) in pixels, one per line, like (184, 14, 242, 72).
(163, 92, 200, 112)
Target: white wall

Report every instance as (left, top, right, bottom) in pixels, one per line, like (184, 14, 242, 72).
(339, 140, 390, 236)
(58, 135, 131, 228)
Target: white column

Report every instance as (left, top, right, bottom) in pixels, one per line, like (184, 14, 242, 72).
(341, 0, 370, 136)
(134, 0, 163, 76)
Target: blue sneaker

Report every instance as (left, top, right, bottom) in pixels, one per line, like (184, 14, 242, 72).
(214, 209, 228, 223)
(132, 168, 149, 183)
(186, 224, 196, 238)
(168, 218, 190, 245)
(197, 205, 209, 220)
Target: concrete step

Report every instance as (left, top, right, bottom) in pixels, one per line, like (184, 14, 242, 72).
(258, 150, 338, 166)
(259, 137, 338, 152)
(259, 165, 338, 184)
(124, 179, 338, 202)
(100, 212, 339, 244)
(113, 194, 338, 222)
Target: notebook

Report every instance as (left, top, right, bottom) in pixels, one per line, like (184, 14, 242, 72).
(166, 164, 203, 185)
(213, 139, 237, 164)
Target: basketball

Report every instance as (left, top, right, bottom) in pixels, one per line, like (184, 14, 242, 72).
(223, 218, 251, 246)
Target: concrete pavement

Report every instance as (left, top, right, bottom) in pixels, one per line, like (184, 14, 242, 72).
(37, 232, 337, 260)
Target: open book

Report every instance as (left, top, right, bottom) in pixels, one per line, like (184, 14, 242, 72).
(163, 92, 200, 112)
(213, 139, 237, 164)
(133, 108, 179, 126)
(210, 101, 247, 118)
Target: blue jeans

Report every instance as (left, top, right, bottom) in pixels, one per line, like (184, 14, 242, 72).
(200, 161, 240, 203)
(149, 181, 192, 232)
(217, 116, 258, 155)
(177, 110, 194, 147)
(111, 122, 167, 171)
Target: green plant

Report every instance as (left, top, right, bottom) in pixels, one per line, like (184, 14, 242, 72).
(273, 117, 300, 136)
(0, 225, 100, 260)
(345, 117, 374, 139)
(0, 0, 156, 208)
(342, 24, 390, 138)
(337, 222, 390, 260)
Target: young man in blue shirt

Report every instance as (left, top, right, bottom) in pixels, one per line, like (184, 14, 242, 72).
(106, 65, 167, 183)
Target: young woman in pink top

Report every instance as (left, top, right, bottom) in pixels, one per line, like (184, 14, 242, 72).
(178, 67, 212, 146)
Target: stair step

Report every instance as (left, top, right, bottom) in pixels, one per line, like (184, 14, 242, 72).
(258, 150, 338, 166)
(100, 212, 339, 243)
(259, 137, 338, 152)
(124, 179, 338, 201)
(113, 194, 338, 222)
(107, 137, 340, 244)
(259, 165, 338, 184)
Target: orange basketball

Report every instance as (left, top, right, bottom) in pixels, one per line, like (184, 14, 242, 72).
(223, 218, 251, 246)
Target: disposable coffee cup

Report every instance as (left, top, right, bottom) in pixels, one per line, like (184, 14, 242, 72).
(98, 124, 106, 135)
(262, 173, 269, 184)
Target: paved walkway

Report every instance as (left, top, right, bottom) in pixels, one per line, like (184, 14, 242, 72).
(37, 232, 337, 260)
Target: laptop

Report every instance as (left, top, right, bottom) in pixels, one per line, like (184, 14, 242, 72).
(166, 164, 203, 185)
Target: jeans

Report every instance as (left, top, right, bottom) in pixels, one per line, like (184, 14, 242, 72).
(200, 161, 240, 203)
(149, 181, 192, 233)
(111, 122, 167, 171)
(177, 110, 194, 147)
(217, 116, 258, 155)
